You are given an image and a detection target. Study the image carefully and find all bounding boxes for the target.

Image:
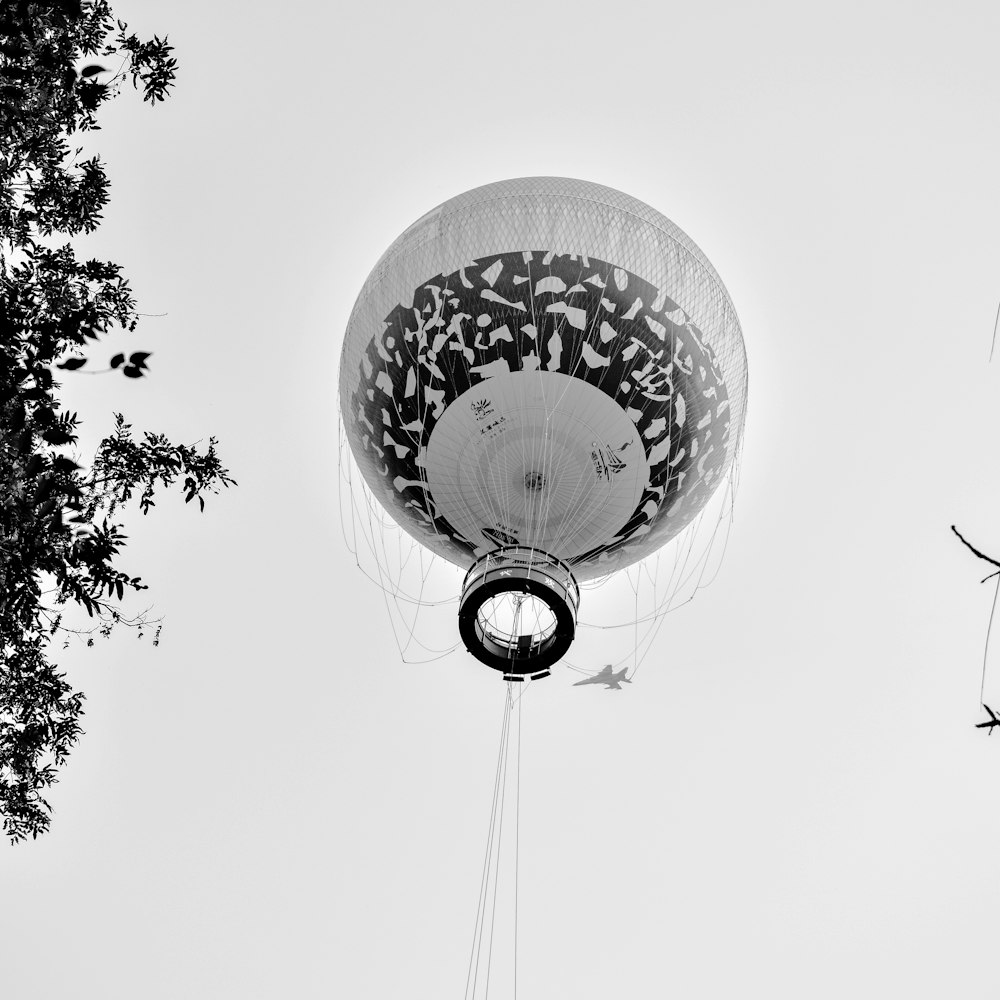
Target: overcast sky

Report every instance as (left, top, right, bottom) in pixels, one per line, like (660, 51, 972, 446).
(4, 1, 1000, 997)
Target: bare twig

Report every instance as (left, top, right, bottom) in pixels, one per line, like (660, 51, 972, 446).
(953, 525, 1000, 702)
(952, 525, 1000, 578)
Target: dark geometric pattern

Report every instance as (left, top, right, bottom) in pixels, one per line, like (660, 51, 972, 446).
(350, 250, 733, 570)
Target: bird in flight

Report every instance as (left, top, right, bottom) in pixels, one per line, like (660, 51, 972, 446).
(975, 704, 1000, 734)
(573, 664, 631, 690)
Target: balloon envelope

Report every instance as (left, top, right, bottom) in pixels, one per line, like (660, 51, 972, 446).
(339, 177, 747, 584)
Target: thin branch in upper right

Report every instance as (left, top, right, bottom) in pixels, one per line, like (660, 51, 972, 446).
(952, 525, 1000, 582)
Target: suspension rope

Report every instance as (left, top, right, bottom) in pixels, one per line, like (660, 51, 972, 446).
(464, 681, 525, 1000)
(514, 686, 521, 1000)
(483, 691, 512, 999)
(465, 686, 512, 1000)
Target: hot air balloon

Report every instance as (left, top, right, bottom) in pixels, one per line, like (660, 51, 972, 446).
(339, 177, 747, 679)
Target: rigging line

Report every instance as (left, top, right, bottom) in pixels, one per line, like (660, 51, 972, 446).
(526, 269, 547, 550)
(549, 457, 608, 559)
(395, 543, 451, 658)
(655, 520, 718, 605)
(372, 487, 415, 607)
(467, 688, 513, 1000)
(648, 513, 727, 612)
(627, 588, 699, 679)
(360, 479, 441, 660)
(347, 481, 461, 655)
(981, 573, 1000, 705)
(534, 366, 581, 554)
(690, 502, 737, 593)
(362, 481, 414, 661)
(589, 461, 740, 633)
(346, 562, 457, 606)
(535, 349, 560, 555)
(343, 476, 394, 587)
(347, 512, 460, 605)
(336, 421, 363, 566)
(399, 644, 461, 666)
(584, 545, 715, 679)
(343, 477, 404, 587)
(484, 683, 514, 1000)
(533, 330, 590, 552)
(634, 555, 640, 675)
(344, 445, 457, 611)
(482, 686, 514, 996)
(514, 677, 522, 1000)
(509, 675, 533, 710)
(576, 532, 694, 630)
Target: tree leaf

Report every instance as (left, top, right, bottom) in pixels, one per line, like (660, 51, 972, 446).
(122, 365, 144, 378)
(56, 357, 87, 370)
(40, 426, 74, 445)
(110, 353, 125, 369)
(51, 456, 81, 474)
(128, 351, 151, 369)
(80, 64, 106, 78)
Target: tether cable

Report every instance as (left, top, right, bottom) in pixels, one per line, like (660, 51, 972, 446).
(463, 680, 527, 1000)
(514, 687, 521, 1000)
(483, 685, 513, 998)
(465, 685, 513, 1000)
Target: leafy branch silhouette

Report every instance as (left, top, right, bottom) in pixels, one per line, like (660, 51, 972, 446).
(1, 0, 234, 843)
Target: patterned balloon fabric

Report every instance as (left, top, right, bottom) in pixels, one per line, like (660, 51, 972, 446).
(339, 177, 747, 584)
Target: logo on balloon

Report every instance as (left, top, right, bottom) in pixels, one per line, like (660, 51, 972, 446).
(483, 526, 520, 547)
(590, 441, 631, 482)
(471, 398, 494, 420)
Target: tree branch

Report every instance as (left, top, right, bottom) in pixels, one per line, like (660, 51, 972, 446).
(952, 525, 1000, 577)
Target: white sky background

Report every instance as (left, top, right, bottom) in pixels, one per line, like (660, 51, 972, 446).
(4, 0, 1000, 996)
